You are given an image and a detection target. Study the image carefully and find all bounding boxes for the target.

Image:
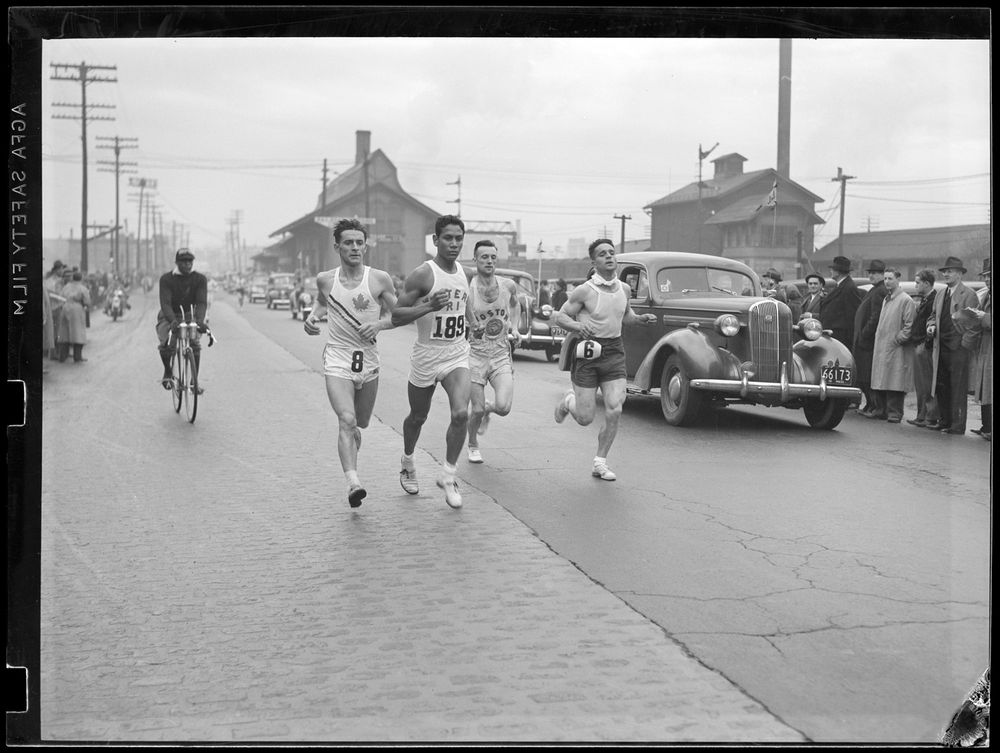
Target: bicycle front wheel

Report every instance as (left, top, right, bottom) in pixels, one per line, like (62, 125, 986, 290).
(183, 348, 198, 423)
(172, 344, 184, 413)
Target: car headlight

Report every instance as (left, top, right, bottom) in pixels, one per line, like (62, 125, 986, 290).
(715, 314, 740, 337)
(540, 304, 553, 317)
(799, 317, 823, 341)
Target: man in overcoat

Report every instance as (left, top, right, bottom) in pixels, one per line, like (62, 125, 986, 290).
(853, 260, 889, 416)
(818, 256, 863, 351)
(927, 256, 981, 435)
(871, 268, 916, 423)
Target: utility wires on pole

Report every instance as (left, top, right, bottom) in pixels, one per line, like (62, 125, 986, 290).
(613, 213, 631, 251)
(50, 61, 117, 273)
(831, 167, 856, 258)
(447, 175, 462, 217)
(96, 135, 138, 275)
(128, 177, 156, 273)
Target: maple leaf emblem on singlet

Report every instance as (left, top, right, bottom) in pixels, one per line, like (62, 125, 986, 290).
(352, 293, 370, 311)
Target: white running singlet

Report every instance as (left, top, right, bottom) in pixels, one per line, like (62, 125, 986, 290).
(323, 266, 381, 381)
(409, 261, 470, 386)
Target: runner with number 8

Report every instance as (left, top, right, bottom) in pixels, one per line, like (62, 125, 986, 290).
(303, 218, 398, 509)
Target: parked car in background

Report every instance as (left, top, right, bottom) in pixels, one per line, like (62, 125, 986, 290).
(492, 268, 566, 362)
(559, 251, 862, 429)
(248, 275, 269, 304)
(291, 276, 317, 320)
(265, 272, 297, 309)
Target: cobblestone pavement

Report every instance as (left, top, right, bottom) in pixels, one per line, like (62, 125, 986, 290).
(37, 295, 804, 743)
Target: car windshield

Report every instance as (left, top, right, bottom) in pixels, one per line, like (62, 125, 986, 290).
(654, 267, 756, 299)
(498, 272, 534, 298)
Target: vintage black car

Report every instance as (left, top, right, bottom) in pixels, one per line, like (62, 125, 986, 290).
(248, 274, 269, 304)
(558, 251, 863, 429)
(265, 272, 297, 309)
(494, 268, 566, 362)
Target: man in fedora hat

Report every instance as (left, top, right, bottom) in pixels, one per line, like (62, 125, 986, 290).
(819, 256, 863, 349)
(800, 273, 826, 319)
(926, 256, 980, 434)
(853, 260, 889, 416)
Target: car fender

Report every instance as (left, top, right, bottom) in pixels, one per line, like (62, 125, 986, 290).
(792, 335, 857, 384)
(633, 328, 732, 391)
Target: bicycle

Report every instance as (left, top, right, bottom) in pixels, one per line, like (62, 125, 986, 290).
(168, 305, 215, 423)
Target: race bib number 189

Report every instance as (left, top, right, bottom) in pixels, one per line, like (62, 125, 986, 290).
(575, 339, 603, 360)
(431, 313, 466, 340)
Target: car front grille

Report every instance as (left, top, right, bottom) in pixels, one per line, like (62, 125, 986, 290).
(748, 300, 792, 381)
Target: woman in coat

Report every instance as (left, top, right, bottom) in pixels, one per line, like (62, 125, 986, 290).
(871, 268, 916, 423)
(56, 271, 91, 362)
(969, 260, 991, 439)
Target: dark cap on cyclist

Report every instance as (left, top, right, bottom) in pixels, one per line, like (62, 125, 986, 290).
(175, 248, 195, 261)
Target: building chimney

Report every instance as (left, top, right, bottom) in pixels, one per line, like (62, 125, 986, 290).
(355, 130, 371, 166)
(776, 39, 792, 179)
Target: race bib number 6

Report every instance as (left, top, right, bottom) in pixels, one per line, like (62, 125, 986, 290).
(431, 313, 466, 340)
(575, 339, 603, 360)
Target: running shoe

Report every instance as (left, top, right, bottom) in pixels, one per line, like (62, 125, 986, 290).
(592, 462, 617, 481)
(554, 390, 573, 424)
(436, 476, 463, 508)
(399, 466, 419, 495)
(467, 446, 484, 463)
(477, 410, 491, 436)
(348, 484, 367, 508)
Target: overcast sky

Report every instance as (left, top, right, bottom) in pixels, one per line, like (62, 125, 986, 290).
(40, 34, 990, 264)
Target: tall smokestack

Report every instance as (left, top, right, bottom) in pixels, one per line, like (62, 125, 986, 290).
(355, 130, 371, 166)
(777, 39, 792, 179)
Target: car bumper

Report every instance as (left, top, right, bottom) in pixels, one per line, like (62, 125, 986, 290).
(690, 373, 861, 402)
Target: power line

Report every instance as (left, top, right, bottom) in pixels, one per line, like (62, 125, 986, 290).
(50, 60, 117, 272)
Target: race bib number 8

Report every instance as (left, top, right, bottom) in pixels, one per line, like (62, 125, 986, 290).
(351, 350, 364, 373)
(575, 339, 603, 360)
(431, 314, 466, 340)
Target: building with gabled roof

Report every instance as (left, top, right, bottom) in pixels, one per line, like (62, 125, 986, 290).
(644, 152, 826, 280)
(812, 224, 990, 281)
(269, 131, 442, 277)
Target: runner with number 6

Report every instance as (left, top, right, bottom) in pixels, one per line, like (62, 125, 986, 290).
(303, 218, 397, 510)
(552, 238, 657, 482)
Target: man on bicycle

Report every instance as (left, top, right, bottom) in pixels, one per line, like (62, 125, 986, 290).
(157, 248, 208, 392)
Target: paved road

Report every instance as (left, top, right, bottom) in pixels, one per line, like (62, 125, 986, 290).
(37, 291, 804, 743)
(238, 290, 991, 743)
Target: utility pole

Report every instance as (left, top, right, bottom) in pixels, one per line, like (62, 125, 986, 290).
(128, 177, 156, 274)
(230, 210, 243, 271)
(321, 158, 329, 209)
(831, 167, 856, 258)
(50, 60, 117, 273)
(447, 175, 462, 217)
(697, 142, 718, 254)
(613, 213, 631, 251)
(96, 135, 138, 276)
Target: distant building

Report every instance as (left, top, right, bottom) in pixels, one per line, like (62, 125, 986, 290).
(812, 224, 990, 281)
(644, 152, 825, 280)
(269, 131, 441, 277)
